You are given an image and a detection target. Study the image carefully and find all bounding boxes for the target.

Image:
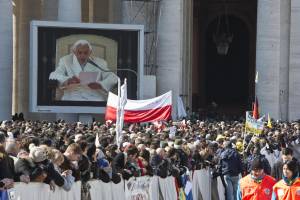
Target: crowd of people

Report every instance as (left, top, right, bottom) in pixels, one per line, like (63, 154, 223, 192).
(1, 113, 300, 200)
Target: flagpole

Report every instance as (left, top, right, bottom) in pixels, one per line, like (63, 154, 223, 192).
(116, 77, 121, 148)
(87, 59, 136, 147)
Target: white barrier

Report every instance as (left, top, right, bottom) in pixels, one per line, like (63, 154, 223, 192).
(11, 181, 81, 200)
(9, 170, 226, 200)
(192, 169, 212, 200)
(88, 176, 177, 200)
(89, 179, 125, 200)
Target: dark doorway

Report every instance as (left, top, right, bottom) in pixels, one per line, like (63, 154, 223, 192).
(192, 0, 257, 117)
(205, 16, 250, 113)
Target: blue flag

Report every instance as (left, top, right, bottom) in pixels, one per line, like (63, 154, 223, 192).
(0, 191, 9, 200)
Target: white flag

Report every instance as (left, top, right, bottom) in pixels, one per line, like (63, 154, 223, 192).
(116, 79, 127, 147)
(255, 71, 258, 83)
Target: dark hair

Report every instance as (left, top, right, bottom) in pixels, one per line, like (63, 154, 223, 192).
(78, 140, 88, 152)
(283, 160, 299, 177)
(126, 146, 139, 157)
(251, 158, 264, 170)
(282, 147, 293, 156)
(139, 149, 150, 162)
(86, 144, 96, 161)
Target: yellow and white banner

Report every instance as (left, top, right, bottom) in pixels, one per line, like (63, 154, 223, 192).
(245, 111, 264, 134)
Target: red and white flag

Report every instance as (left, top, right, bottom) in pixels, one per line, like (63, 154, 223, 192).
(105, 91, 172, 123)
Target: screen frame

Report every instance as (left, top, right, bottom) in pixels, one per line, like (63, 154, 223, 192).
(30, 20, 144, 113)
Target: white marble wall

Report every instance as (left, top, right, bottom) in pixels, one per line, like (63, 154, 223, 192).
(0, 0, 13, 120)
(256, 0, 281, 119)
(289, 0, 300, 120)
(156, 0, 183, 118)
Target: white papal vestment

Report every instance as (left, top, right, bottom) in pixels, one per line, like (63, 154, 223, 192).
(49, 54, 118, 101)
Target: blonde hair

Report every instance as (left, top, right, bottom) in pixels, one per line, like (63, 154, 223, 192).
(48, 149, 64, 165)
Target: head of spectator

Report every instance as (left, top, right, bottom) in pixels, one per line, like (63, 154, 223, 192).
(64, 143, 82, 162)
(49, 149, 64, 168)
(281, 147, 293, 163)
(174, 139, 183, 149)
(125, 145, 138, 159)
(29, 146, 48, 163)
(282, 160, 299, 182)
(5, 139, 19, 157)
(250, 158, 265, 181)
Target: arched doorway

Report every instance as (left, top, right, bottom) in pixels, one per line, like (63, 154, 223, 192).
(192, 0, 257, 117)
(205, 15, 251, 115)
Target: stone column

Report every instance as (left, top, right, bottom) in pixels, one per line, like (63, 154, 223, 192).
(288, 0, 300, 120)
(279, 0, 291, 121)
(156, 0, 183, 118)
(13, 0, 41, 119)
(256, 0, 281, 119)
(42, 0, 58, 20)
(0, 0, 13, 120)
(56, 0, 82, 122)
(256, 0, 292, 120)
(58, 0, 81, 22)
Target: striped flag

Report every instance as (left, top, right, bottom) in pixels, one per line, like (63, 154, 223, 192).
(105, 91, 172, 123)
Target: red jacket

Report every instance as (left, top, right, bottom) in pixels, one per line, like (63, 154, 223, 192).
(272, 178, 300, 200)
(238, 174, 276, 200)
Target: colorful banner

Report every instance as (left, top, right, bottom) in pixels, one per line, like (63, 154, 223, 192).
(245, 111, 264, 134)
(125, 176, 152, 200)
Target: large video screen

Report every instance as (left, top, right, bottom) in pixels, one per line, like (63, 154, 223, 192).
(30, 21, 144, 113)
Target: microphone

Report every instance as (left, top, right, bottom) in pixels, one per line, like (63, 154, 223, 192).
(87, 58, 109, 72)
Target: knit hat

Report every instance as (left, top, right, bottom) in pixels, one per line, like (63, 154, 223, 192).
(174, 139, 183, 149)
(29, 146, 48, 163)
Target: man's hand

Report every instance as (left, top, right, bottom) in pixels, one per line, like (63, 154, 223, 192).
(20, 175, 30, 183)
(66, 76, 80, 85)
(62, 170, 72, 177)
(88, 82, 102, 90)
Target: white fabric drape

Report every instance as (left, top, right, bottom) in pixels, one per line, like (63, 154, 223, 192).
(89, 179, 125, 200)
(12, 181, 81, 200)
(192, 169, 212, 200)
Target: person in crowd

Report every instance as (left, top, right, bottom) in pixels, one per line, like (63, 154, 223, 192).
(0, 144, 17, 190)
(272, 160, 300, 200)
(2, 115, 300, 199)
(246, 145, 271, 175)
(237, 158, 276, 200)
(48, 149, 75, 191)
(112, 145, 141, 180)
(271, 147, 299, 181)
(60, 143, 83, 181)
(15, 145, 65, 188)
(218, 141, 243, 200)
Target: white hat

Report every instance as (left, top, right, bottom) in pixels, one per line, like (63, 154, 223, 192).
(74, 134, 83, 142)
(29, 147, 47, 163)
(122, 142, 131, 148)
